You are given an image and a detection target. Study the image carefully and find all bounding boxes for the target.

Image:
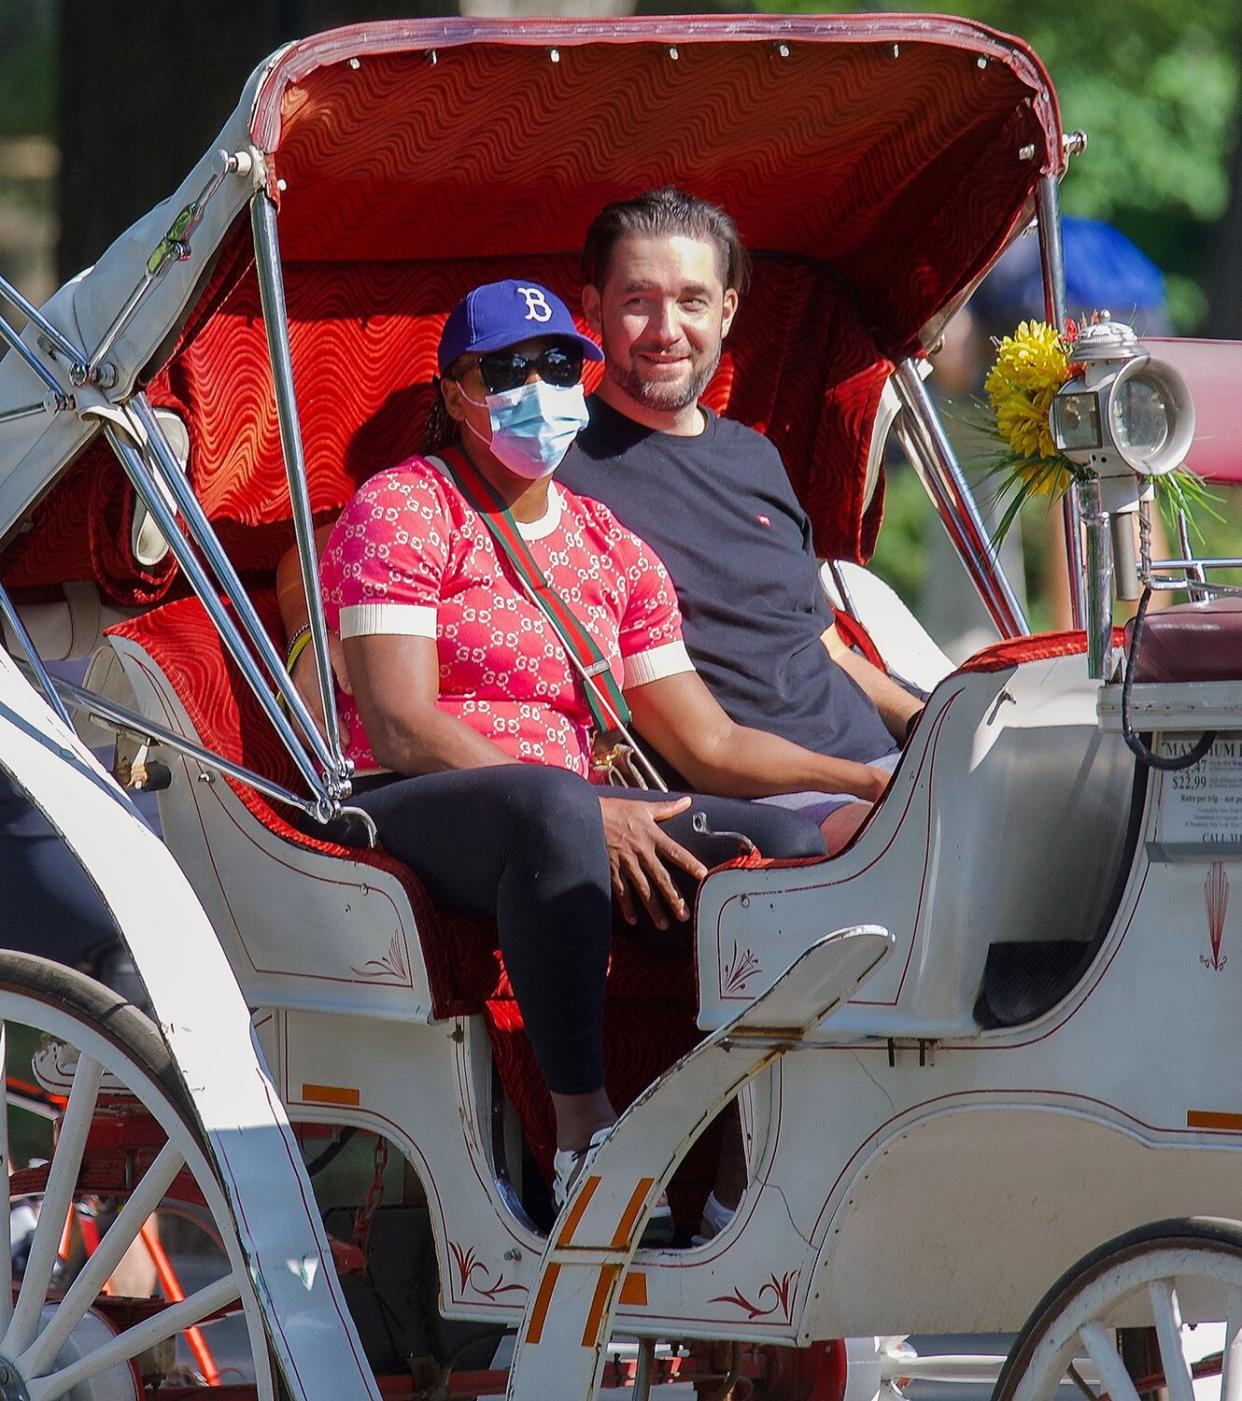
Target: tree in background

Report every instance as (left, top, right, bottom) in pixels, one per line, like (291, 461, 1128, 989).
(56, 0, 458, 283)
(0, 1, 57, 305)
(758, 0, 1242, 334)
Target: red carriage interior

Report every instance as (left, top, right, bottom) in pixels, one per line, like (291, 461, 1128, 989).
(4, 19, 1065, 1219)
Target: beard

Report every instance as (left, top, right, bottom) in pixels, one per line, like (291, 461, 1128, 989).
(605, 341, 722, 413)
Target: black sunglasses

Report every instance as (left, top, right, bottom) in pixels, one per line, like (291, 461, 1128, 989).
(466, 343, 584, 395)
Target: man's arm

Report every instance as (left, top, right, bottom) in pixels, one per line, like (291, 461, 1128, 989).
(628, 670, 891, 803)
(822, 624, 922, 744)
(276, 523, 336, 641)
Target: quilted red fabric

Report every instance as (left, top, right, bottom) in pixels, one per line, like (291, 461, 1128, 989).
(5, 254, 889, 599)
(144, 254, 889, 564)
(254, 21, 1058, 358)
(3, 20, 1060, 610)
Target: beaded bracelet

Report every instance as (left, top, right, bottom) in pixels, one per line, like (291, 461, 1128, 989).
(285, 624, 312, 673)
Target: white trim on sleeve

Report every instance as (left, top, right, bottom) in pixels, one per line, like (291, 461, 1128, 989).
(339, 603, 436, 639)
(623, 640, 694, 690)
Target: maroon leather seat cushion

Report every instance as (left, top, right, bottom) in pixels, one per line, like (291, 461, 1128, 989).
(1125, 598, 1242, 684)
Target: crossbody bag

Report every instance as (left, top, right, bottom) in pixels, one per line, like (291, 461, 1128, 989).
(436, 445, 668, 791)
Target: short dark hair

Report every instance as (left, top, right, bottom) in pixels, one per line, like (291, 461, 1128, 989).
(581, 187, 750, 295)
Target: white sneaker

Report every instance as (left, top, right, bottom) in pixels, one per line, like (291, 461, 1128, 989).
(691, 1191, 736, 1247)
(552, 1126, 612, 1211)
(551, 1127, 674, 1246)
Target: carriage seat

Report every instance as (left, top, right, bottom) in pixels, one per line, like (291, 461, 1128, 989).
(105, 592, 696, 1021)
(107, 592, 717, 1189)
(1124, 597, 1242, 683)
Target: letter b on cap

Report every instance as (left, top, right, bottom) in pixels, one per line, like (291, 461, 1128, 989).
(517, 287, 552, 323)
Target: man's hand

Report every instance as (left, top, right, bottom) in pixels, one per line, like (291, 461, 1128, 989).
(860, 763, 893, 803)
(824, 625, 925, 745)
(598, 794, 708, 931)
(291, 633, 352, 746)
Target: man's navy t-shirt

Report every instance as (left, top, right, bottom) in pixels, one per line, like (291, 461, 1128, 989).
(559, 396, 894, 765)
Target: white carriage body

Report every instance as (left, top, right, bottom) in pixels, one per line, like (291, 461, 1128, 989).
(0, 15, 1240, 1401)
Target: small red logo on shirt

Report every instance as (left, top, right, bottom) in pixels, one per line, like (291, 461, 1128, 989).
(756, 514, 771, 528)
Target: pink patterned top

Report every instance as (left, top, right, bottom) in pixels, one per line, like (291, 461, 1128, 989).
(320, 455, 693, 775)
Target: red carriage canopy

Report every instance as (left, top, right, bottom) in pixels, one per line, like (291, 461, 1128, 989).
(3, 16, 1063, 603)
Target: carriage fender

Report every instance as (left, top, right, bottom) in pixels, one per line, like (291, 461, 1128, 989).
(0, 651, 378, 1400)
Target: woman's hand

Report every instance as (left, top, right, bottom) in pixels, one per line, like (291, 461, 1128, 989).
(598, 795, 708, 931)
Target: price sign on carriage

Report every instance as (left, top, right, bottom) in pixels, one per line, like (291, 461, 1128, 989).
(1158, 734, 1242, 851)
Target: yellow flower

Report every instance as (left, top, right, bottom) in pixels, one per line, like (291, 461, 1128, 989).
(985, 320, 1072, 464)
(995, 385, 1059, 461)
(1014, 456, 1077, 498)
(985, 320, 1069, 400)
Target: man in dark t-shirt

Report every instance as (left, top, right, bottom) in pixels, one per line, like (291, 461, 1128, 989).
(560, 188, 920, 842)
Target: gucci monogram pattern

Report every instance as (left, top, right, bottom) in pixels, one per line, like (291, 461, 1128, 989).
(321, 457, 689, 774)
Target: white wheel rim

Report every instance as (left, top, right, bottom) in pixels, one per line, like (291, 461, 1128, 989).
(1010, 1244, 1242, 1401)
(0, 983, 275, 1400)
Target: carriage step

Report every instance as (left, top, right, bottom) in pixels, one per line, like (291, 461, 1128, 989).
(506, 924, 891, 1401)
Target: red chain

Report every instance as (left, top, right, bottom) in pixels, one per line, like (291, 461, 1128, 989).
(351, 1134, 390, 1260)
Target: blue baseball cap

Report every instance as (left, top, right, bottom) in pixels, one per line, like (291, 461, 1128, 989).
(438, 279, 604, 376)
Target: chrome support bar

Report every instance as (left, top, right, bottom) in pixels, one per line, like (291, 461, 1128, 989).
(1035, 174, 1087, 626)
(1061, 493, 1087, 629)
(1148, 576, 1242, 597)
(893, 359, 1029, 638)
(127, 394, 341, 787)
(1076, 478, 1115, 680)
(826, 559, 860, 621)
(0, 272, 88, 375)
(1035, 173, 1068, 330)
(0, 581, 73, 730)
(0, 308, 71, 404)
(1174, 510, 1208, 602)
(1156, 555, 1242, 571)
(85, 280, 154, 385)
(249, 191, 346, 773)
(34, 667, 320, 817)
(103, 421, 336, 816)
(0, 403, 52, 428)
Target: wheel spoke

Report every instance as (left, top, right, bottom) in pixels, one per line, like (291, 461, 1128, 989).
(3, 1052, 102, 1357)
(25, 1274, 241, 1401)
(16, 1141, 185, 1378)
(0, 1021, 12, 1338)
(1081, 1322, 1144, 1401)
(1068, 1362, 1099, 1401)
(1148, 1281, 1196, 1401)
(1221, 1289, 1242, 1401)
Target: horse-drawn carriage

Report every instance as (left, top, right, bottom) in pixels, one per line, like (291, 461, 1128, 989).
(0, 13, 1241, 1400)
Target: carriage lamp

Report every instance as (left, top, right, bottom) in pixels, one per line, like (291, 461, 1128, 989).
(1051, 317, 1195, 599)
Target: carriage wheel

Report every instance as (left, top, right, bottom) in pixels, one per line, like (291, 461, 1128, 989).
(995, 1218, 1242, 1401)
(0, 951, 277, 1399)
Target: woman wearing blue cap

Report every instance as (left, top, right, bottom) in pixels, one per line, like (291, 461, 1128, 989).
(298, 279, 870, 1231)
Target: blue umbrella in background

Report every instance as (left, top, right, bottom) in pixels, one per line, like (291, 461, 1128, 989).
(973, 216, 1171, 334)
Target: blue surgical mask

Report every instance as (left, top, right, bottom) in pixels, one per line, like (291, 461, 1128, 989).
(462, 379, 589, 480)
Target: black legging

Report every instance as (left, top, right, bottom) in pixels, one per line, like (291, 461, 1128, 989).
(0, 771, 152, 1008)
(349, 766, 825, 1096)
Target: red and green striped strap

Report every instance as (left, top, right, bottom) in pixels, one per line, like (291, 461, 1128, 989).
(439, 446, 631, 734)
